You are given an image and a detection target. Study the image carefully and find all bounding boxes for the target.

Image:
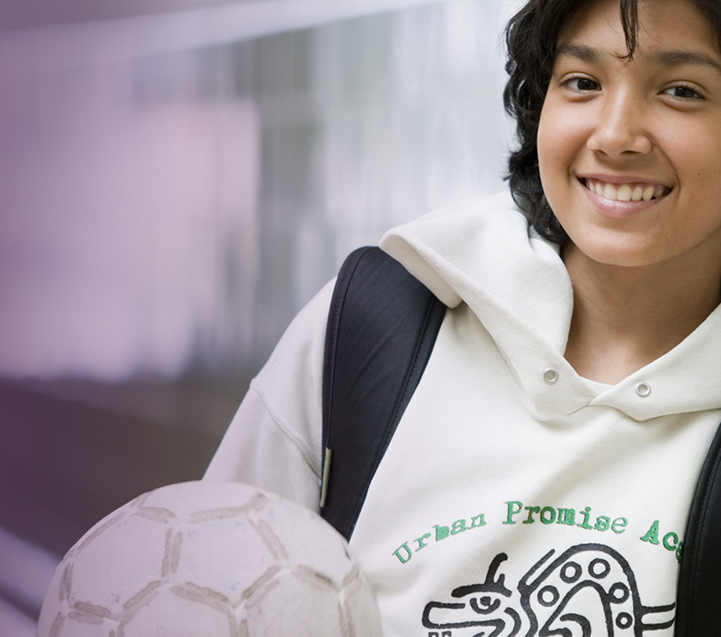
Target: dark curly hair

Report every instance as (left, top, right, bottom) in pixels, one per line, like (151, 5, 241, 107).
(503, 0, 721, 244)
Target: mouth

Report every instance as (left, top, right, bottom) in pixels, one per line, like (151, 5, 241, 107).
(580, 178, 672, 202)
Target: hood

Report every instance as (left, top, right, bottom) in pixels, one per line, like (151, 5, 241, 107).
(380, 192, 721, 422)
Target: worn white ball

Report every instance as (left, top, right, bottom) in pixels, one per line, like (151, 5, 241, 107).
(38, 481, 381, 637)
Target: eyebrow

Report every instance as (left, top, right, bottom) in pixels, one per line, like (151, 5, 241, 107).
(555, 44, 721, 75)
(555, 44, 601, 63)
(652, 50, 721, 75)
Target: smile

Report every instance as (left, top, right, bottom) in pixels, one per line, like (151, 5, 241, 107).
(582, 178, 671, 202)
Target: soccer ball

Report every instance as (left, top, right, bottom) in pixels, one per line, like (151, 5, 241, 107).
(37, 481, 381, 637)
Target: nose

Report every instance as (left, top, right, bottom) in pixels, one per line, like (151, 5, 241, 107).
(586, 89, 653, 157)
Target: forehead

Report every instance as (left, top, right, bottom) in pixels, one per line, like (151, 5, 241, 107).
(558, 0, 719, 57)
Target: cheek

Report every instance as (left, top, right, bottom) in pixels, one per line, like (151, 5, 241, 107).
(672, 135, 721, 210)
(536, 105, 554, 172)
(536, 111, 557, 194)
(691, 137, 721, 181)
(664, 118, 721, 184)
(537, 101, 582, 189)
(537, 110, 573, 211)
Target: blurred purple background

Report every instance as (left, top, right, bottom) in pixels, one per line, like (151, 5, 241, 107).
(0, 0, 519, 633)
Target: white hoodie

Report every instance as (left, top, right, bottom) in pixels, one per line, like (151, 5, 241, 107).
(205, 191, 721, 636)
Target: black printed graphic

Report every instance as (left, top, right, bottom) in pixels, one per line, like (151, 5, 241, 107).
(422, 543, 675, 636)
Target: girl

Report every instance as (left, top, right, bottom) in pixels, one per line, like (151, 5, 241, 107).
(206, 0, 721, 633)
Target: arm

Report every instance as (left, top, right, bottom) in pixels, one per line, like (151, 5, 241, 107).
(203, 280, 334, 513)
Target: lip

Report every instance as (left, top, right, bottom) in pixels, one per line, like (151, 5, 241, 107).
(579, 173, 672, 188)
(576, 175, 671, 218)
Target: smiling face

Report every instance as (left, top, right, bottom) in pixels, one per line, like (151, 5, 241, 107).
(537, 0, 721, 272)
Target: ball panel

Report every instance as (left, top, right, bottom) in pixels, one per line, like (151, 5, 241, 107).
(65, 513, 171, 615)
(339, 570, 384, 637)
(120, 585, 237, 637)
(245, 495, 354, 587)
(174, 518, 275, 608)
(244, 569, 344, 637)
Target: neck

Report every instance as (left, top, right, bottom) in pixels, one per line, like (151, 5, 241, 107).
(563, 245, 721, 384)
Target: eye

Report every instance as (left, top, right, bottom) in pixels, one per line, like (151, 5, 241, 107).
(564, 76, 601, 92)
(663, 84, 703, 99)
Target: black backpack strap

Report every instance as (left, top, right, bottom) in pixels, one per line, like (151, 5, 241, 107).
(320, 246, 446, 540)
(676, 421, 721, 635)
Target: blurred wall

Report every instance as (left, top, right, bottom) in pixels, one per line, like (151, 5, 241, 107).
(0, 2, 524, 633)
(0, 0, 520, 382)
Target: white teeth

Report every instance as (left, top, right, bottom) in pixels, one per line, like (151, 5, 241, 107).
(617, 185, 632, 201)
(585, 179, 666, 202)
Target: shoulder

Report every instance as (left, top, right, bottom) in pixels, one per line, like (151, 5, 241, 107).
(379, 191, 560, 308)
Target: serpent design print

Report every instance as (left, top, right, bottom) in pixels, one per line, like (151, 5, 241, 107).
(422, 543, 675, 636)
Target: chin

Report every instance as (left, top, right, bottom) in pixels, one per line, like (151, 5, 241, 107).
(563, 236, 659, 270)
